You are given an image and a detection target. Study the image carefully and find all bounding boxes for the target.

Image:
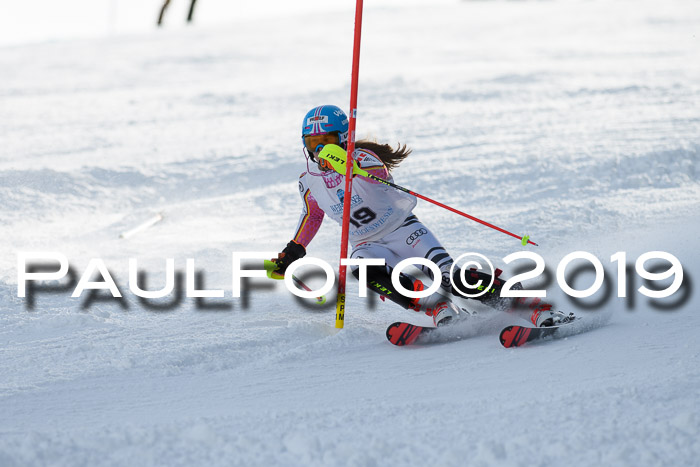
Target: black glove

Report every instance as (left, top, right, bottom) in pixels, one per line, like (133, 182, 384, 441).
(274, 240, 306, 275)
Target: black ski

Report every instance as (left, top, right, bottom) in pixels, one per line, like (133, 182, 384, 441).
(499, 318, 586, 348)
(499, 324, 560, 348)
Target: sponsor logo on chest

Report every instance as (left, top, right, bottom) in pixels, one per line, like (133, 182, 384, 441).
(323, 172, 343, 188)
(330, 194, 363, 214)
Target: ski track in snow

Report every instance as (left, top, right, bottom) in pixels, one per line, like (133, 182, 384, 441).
(1, 0, 700, 465)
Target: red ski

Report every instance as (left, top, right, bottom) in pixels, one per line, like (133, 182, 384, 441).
(500, 322, 577, 348)
(385, 322, 434, 346)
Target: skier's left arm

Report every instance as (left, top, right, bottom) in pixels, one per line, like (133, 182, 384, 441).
(318, 145, 389, 182)
(355, 152, 389, 183)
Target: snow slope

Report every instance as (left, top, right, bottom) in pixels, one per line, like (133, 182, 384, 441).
(1, 0, 699, 465)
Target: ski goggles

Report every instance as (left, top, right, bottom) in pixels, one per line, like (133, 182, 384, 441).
(303, 133, 340, 158)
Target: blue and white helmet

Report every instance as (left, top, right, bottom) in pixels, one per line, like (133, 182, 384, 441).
(301, 105, 349, 149)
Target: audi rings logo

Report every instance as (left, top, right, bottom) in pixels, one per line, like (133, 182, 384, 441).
(406, 228, 427, 245)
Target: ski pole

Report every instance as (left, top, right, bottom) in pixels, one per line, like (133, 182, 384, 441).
(263, 260, 327, 305)
(318, 144, 537, 246)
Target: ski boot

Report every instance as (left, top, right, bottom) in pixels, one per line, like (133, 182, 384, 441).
(406, 279, 426, 311)
(428, 300, 461, 327)
(407, 279, 446, 312)
(406, 279, 462, 326)
(532, 309, 576, 327)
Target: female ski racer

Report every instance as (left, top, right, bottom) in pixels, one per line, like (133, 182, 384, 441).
(271, 105, 573, 329)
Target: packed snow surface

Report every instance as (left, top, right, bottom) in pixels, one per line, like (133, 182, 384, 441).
(1, 0, 699, 465)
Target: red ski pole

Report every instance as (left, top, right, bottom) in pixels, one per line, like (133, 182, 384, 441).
(319, 144, 537, 247)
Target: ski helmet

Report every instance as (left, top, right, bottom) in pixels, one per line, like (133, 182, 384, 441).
(301, 105, 349, 150)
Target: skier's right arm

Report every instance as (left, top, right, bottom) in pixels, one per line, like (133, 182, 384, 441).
(273, 179, 324, 275)
(291, 188, 324, 248)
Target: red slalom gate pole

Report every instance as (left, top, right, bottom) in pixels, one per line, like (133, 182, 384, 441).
(335, 0, 364, 329)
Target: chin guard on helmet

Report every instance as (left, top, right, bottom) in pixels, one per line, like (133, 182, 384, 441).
(304, 147, 334, 176)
